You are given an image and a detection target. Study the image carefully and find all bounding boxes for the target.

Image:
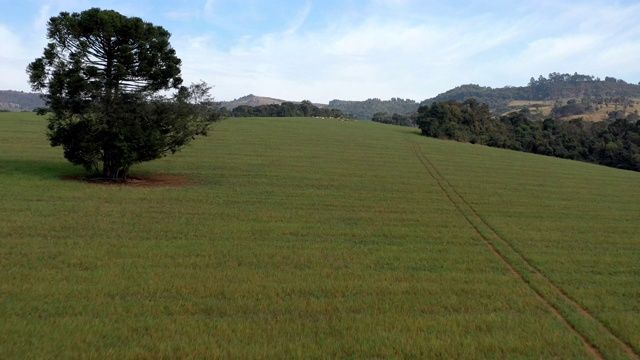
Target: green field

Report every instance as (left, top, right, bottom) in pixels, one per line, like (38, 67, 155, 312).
(1, 113, 639, 359)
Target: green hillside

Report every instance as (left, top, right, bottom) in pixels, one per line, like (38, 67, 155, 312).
(1, 113, 639, 358)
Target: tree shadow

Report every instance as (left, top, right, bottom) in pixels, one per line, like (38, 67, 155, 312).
(0, 158, 82, 181)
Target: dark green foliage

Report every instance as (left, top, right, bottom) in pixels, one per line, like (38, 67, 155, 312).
(418, 99, 493, 143)
(217, 106, 233, 118)
(371, 112, 391, 123)
(371, 112, 417, 127)
(26, 8, 219, 179)
(46, 84, 219, 178)
(230, 100, 344, 118)
(418, 99, 640, 172)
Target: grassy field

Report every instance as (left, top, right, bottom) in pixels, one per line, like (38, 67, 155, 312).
(1, 113, 639, 358)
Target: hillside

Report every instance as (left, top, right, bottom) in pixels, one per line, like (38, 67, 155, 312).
(0, 90, 45, 111)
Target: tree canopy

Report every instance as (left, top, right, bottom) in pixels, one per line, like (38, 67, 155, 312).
(27, 8, 219, 180)
(328, 98, 419, 120)
(229, 100, 344, 118)
(417, 100, 640, 172)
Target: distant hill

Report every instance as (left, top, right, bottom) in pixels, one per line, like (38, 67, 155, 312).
(327, 98, 419, 120)
(421, 73, 640, 115)
(217, 94, 288, 109)
(217, 94, 327, 110)
(327, 73, 640, 119)
(0, 91, 45, 111)
(0, 91, 327, 113)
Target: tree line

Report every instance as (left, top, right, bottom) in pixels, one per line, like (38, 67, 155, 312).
(371, 112, 417, 126)
(527, 72, 631, 86)
(526, 73, 640, 101)
(417, 99, 640, 172)
(421, 73, 640, 115)
(227, 100, 345, 118)
(328, 98, 419, 120)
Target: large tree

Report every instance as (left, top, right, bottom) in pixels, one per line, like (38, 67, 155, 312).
(27, 8, 219, 180)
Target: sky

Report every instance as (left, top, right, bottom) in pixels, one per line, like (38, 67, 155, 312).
(2, 0, 640, 103)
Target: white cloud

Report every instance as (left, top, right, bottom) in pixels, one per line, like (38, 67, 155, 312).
(165, 9, 196, 21)
(284, 1, 311, 36)
(0, 25, 30, 90)
(32, 5, 51, 32)
(4, 0, 640, 101)
(488, 2, 640, 87)
(0, 25, 25, 57)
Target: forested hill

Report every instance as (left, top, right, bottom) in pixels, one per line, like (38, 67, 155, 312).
(0, 91, 45, 111)
(327, 73, 640, 119)
(422, 73, 640, 114)
(328, 98, 419, 120)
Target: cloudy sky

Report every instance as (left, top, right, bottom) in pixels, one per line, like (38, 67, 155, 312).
(2, 0, 640, 103)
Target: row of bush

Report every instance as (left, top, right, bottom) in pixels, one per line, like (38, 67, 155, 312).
(226, 101, 344, 118)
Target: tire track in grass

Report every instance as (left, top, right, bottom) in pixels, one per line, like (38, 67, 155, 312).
(409, 139, 639, 360)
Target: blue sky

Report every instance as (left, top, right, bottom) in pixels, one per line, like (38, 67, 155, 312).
(2, 0, 640, 102)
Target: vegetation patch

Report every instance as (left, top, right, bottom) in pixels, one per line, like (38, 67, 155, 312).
(418, 99, 640, 172)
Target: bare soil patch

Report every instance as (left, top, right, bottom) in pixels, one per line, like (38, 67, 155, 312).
(63, 173, 192, 187)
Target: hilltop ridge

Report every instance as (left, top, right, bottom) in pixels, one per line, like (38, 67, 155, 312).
(3, 73, 640, 119)
(217, 94, 288, 109)
(422, 73, 640, 114)
(216, 94, 327, 110)
(326, 73, 640, 119)
(0, 91, 44, 111)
